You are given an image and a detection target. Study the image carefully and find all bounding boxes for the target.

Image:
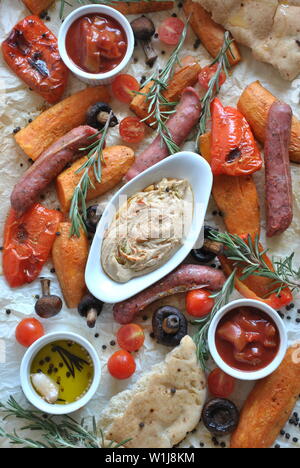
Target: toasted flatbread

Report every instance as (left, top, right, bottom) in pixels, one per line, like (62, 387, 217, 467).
(196, 0, 300, 80)
(99, 336, 206, 448)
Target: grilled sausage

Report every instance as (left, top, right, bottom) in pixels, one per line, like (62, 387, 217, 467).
(11, 125, 98, 216)
(113, 264, 225, 324)
(264, 102, 293, 237)
(124, 87, 201, 181)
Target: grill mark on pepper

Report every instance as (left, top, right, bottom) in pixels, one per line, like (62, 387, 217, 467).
(8, 29, 30, 55)
(27, 57, 49, 77)
(226, 147, 242, 163)
(16, 224, 28, 243)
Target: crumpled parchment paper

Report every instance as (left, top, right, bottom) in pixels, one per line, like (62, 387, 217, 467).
(0, 0, 299, 449)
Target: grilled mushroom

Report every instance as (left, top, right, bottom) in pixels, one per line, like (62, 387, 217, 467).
(191, 225, 223, 264)
(78, 293, 103, 328)
(86, 103, 118, 130)
(152, 306, 187, 347)
(131, 16, 157, 67)
(202, 398, 240, 436)
(84, 205, 102, 234)
(35, 278, 63, 319)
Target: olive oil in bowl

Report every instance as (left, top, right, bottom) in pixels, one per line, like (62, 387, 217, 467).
(30, 340, 94, 405)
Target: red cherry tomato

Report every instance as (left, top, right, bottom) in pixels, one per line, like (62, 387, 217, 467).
(15, 318, 45, 347)
(208, 368, 236, 398)
(107, 350, 136, 379)
(117, 324, 145, 352)
(198, 64, 226, 91)
(186, 289, 214, 318)
(111, 74, 140, 103)
(158, 17, 185, 46)
(119, 117, 146, 144)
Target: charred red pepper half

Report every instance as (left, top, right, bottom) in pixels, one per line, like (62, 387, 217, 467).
(211, 98, 262, 176)
(2, 16, 69, 104)
(3, 204, 62, 288)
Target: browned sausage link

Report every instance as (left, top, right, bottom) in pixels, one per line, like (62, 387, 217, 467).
(11, 125, 98, 216)
(265, 102, 293, 237)
(113, 264, 226, 324)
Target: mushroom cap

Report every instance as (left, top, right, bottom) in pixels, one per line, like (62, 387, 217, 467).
(78, 293, 103, 318)
(84, 205, 102, 234)
(131, 16, 155, 41)
(35, 295, 63, 319)
(202, 398, 240, 436)
(152, 306, 188, 347)
(86, 102, 118, 130)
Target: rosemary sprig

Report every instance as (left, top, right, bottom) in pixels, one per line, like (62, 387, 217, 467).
(137, 20, 189, 155)
(51, 345, 89, 378)
(198, 31, 235, 137)
(209, 231, 300, 294)
(69, 113, 111, 237)
(0, 397, 129, 449)
(193, 271, 236, 370)
(59, 0, 168, 19)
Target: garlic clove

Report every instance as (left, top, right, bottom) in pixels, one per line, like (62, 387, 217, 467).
(31, 373, 59, 404)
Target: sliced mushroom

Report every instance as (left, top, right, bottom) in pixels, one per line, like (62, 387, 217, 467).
(35, 278, 63, 319)
(191, 225, 223, 264)
(86, 103, 118, 130)
(78, 293, 103, 328)
(84, 204, 102, 234)
(131, 16, 157, 67)
(202, 398, 240, 436)
(152, 306, 187, 347)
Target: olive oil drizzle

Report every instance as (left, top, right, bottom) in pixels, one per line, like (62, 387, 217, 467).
(51, 345, 89, 378)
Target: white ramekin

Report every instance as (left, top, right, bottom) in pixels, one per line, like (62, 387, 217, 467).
(58, 5, 135, 85)
(208, 299, 288, 381)
(20, 332, 101, 415)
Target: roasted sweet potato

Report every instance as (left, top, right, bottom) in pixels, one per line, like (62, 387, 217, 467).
(111, 1, 174, 14)
(183, 0, 241, 66)
(231, 345, 300, 448)
(56, 146, 135, 213)
(52, 222, 89, 309)
(130, 62, 201, 126)
(238, 81, 300, 164)
(15, 86, 110, 161)
(199, 133, 260, 237)
(22, 0, 54, 15)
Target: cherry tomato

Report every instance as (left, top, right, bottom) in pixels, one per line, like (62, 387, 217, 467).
(111, 74, 140, 103)
(15, 318, 45, 348)
(198, 64, 226, 91)
(119, 117, 146, 144)
(158, 17, 185, 46)
(186, 289, 214, 318)
(208, 368, 236, 398)
(107, 350, 136, 379)
(117, 324, 145, 352)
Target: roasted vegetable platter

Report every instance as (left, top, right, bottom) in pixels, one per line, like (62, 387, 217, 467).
(0, 0, 300, 450)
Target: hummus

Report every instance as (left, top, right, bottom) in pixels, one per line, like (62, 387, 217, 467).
(101, 178, 193, 283)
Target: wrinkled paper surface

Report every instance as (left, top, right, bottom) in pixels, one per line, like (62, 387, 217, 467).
(0, 0, 299, 449)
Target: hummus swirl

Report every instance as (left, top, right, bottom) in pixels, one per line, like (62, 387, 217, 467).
(101, 178, 193, 283)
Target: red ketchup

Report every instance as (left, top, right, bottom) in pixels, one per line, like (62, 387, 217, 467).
(66, 14, 127, 74)
(215, 307, 280, 372)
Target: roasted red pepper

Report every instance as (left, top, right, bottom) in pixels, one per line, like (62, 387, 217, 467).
(3, 204, 62, 288)
(219, 240, 293, 310)
(211, 98, 263, 176)
(2, 16, 69, 104)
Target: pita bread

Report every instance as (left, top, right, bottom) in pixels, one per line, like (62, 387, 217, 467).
(98, 336, 207, 448)
(196, 0, 300, 80)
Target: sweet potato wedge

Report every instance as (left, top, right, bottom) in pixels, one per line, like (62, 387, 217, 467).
(130, 62, 201, 126)
(199, 133, 260, 237)
(238, 81, 300, 164)
(15, 86, 110, 161)
(22, 0, 54, 15)
(52, 222, 89, 309)
(56, 146, 135, 213)
(110, 1, 174, 14)
(231, 345, 300, 448)
(183, 0, 241, 66)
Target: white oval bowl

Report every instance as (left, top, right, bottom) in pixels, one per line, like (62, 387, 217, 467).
(58, 5, 135, 85)
(86, 151, 213, 304)
(20, 332, 101, 415)
(208, 299, 288, 381)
